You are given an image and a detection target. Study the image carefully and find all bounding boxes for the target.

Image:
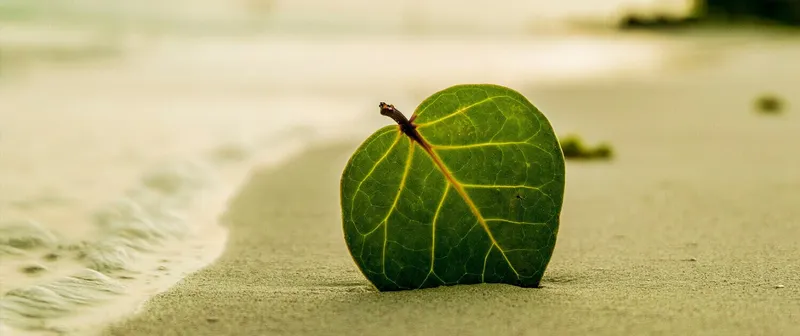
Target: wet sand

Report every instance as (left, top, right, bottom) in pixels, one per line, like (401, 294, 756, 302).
(104, 75, 800, 335)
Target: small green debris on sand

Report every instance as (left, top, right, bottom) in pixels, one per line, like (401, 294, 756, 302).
(43, 252, 60, 261)
(618, 14, 699, 30)
(755, 94, 784, 114)
(695, 0, 800, 27)
(559, 135, 614, 160)
(20, 264, 47, 275)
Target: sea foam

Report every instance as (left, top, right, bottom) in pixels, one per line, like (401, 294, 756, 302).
(0, 160, 216, 334)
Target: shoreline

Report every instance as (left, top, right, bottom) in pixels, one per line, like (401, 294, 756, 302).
(0, 38, 369, 332)
(0, 154, 228, 335)
(0, 129, 354, 335)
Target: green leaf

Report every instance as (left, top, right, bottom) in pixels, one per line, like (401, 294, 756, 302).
(340, 84, 565, 291)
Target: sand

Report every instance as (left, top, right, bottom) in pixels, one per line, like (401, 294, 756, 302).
(3, 16, 799, 335)
(104, 65, 800, 334)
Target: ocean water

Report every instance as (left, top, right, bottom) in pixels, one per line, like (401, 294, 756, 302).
(1, 0, 798, 335)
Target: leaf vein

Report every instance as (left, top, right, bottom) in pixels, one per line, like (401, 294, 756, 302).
(430, 141, 543, 151)
(481, 246, 493, 282)
(381, 140, 416, 278)
(415, 133, 521, 279)
(485, 218, 547, 226)
(461, 183, 543, 191)
(419, 183, 450, 289)
(349, 131, 402, 235)
(410, 93, 453, 120)
(415, 95, 509, 128)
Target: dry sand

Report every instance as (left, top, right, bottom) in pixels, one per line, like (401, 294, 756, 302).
(104, 72, 800, 335)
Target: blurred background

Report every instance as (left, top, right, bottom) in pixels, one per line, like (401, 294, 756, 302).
(2, 0, 799, 238)
(2, 0, 799, 248)
(1, 1, 798, 333)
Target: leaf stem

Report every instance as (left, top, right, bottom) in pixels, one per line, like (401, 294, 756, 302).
(379, 102, 410, 125)
(379, 102, 426, 146)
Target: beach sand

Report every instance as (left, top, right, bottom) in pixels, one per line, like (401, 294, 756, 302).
(2, 14, 799, 334)
(104, 68, 800, 334)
